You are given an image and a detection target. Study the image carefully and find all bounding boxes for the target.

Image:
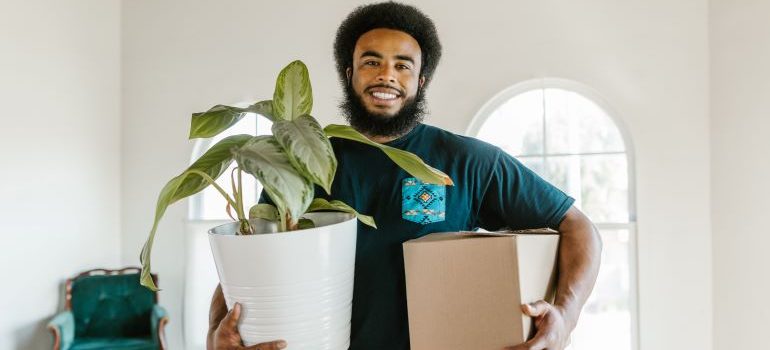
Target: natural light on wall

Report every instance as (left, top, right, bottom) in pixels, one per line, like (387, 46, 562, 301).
(469, 80, 638, 350)
(185, 112, 272, 350)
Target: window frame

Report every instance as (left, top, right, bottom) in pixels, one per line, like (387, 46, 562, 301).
(466, 78, 639, 350)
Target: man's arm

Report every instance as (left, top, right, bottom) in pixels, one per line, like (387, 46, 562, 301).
(507, 205, 602, 350)
(552, 205, 602, 330)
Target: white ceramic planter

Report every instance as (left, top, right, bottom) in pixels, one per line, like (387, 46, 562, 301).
(208, 212, 357, 349)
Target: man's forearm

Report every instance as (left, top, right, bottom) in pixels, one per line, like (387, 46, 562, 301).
(553, 206, 602, 329)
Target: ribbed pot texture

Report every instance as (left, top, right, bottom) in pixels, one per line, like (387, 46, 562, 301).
(209, 213, 357, 349)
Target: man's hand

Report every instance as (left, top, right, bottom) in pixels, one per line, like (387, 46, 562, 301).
(504, 206, 601, 350)
(207, 284, 287, 350)
(504, 300, 573, 350)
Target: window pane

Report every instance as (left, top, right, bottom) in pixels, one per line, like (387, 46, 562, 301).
(542, 155, 582, 202)
(256, 113, 273, 135)
(568, 228, 634, 350)
(477, 89, 543, 156)
(197, 165, 262, 221)
(580, 154, 629, 223)
(541, 154, 628, 223)
(545, 88, 625, 154)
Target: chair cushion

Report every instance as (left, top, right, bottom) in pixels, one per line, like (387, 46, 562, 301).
(71, 273, 155, 338)
(69, 337, 157, 350)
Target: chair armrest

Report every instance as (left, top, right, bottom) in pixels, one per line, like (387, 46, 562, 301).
(151, 305, 169, 350)
(47, 311, 74, 350)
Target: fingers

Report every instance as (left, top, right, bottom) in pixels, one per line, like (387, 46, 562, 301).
(507, 301, 567, 350)
(220, 302, 242, 330)
(245, 340, 287, 350)
(521, 300, 552, 317)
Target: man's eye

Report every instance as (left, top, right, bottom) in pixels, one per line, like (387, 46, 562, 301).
(397, 64, 410, 70)
(365, 61, 378, 66)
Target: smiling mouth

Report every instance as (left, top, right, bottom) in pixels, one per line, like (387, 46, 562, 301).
(366, 87, 403, 106)
(371, 91, 399, 100)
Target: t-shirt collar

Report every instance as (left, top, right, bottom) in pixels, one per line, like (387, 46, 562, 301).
(383, 123, 424, 147)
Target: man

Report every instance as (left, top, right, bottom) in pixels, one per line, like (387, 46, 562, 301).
(208, 2, 601, 350)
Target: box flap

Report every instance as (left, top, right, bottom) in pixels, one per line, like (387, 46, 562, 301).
(405, 228, 558, 245)
(457, 227, 558, 237)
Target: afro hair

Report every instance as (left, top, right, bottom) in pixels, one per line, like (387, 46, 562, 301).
(334, 1, 442, 89)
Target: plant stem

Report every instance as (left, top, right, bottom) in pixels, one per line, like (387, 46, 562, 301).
(235, 168, 253, 234)
(277, 209, 288, 232)
(228, 169, 238, 222)
(186, 169, 238, 210)
(229, 167, 243, 219)
(237, 168, 244, 218)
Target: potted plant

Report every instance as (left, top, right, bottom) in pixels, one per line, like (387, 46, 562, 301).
(139, 60, 452, 348)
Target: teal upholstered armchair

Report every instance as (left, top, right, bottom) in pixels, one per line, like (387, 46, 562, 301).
(47, 268, 169, 350)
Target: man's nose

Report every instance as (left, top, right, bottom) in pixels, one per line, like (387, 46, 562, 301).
(376, 66, 397, 83)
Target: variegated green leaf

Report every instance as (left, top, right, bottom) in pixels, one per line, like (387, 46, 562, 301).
(234, 135, 314, 226)
(323, 124, 454, 186)
(189, 100, 274, 139)
(307, 198, 377, 228)
(249, 203, 279, 221)
(297, 218, 315, 230)
(140, 134, 252, 290)
(272, 61, 312, 121)
(272, 115, 336, 194)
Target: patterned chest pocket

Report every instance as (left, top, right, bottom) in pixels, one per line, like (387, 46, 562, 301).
(402, 177, 446, 225)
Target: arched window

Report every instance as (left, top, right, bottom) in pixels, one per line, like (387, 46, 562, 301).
(468, 78, 638, 350)
(184, 111, 272, 350)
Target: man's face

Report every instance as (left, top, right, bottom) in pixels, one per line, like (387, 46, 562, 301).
(346, 28, 425, 117)
(340, 28, 428, 138)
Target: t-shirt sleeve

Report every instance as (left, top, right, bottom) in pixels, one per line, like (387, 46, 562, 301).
(475, 150, 575, 231)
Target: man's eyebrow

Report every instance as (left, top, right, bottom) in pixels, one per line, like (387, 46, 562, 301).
(360, 51, 383, 59)
(359, 51, 416, 65)
(395, 55, 415, 64)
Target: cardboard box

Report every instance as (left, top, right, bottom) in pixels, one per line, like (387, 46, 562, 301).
(403, 229, 560, 350)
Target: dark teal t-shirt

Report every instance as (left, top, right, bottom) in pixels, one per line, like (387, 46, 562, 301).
(261, 123, 574, 349)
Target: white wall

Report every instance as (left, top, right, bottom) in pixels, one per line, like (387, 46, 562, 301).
(121, 1, 712, 349)
(710, 1, 770, 349)
(0, 0, 122, 349)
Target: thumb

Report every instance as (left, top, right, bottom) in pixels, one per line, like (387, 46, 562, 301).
(521, 300, 551, 317)
(221, 302, 242, 329)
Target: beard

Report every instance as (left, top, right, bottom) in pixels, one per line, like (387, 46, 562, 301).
(340, 83, 427, 138)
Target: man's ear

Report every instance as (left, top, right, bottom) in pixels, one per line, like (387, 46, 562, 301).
(419, 76, 426, 89)
(346, 67, 352, 83)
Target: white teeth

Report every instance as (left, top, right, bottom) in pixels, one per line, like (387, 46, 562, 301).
(372, 92, 398, 100)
